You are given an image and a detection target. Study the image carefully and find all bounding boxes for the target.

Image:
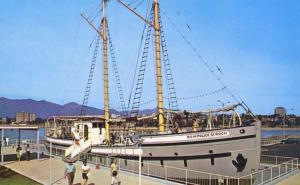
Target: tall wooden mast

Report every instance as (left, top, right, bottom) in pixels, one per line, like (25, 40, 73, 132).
(102, 0, 110, 143)
(153, 0, 164, 132)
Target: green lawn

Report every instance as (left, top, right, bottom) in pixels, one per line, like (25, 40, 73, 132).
(0, 166, 41, 185)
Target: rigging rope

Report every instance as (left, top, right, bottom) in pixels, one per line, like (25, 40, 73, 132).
(106, 22, 127, 116)
(129, 7, 153, 117)
(80, 34, 101, 115)
(161, 10, 241, 105)
(158, 7, 179, 111)
(126, 0, 152, 116)
(139, 87, 226, 106)
(134, 0, 145, 10)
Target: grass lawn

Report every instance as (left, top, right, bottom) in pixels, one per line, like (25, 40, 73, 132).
(0, 166, 41, 185)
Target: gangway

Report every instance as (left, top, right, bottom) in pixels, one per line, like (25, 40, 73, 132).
(64, 139, 92, 162)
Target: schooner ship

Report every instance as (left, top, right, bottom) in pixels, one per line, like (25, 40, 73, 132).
(45, 0, 261, 178)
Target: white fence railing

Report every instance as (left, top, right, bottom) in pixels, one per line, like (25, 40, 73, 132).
(261, 139, 282, 146)
(80, 153, 298, 185)
(6, 140, 297, 185)
(238, 155, 298, 185)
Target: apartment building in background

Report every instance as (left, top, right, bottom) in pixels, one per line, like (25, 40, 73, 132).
(16, 112, 36, 123)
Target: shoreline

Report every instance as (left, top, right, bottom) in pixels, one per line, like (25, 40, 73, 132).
(261, 127, 300, 131)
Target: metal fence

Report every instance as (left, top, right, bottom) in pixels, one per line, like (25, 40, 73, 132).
(17, 142, 299, 185)
(238, 155, 299, 185)
(80, 153, 298, 185)
(261, 139, 282, 146)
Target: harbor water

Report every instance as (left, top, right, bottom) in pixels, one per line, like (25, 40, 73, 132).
(0, 127, 45, 140)
(261, 129, 300, 138)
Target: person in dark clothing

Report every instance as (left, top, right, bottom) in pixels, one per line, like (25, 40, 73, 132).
(25, 144, 30, 161)
(110, 132, 116, 146)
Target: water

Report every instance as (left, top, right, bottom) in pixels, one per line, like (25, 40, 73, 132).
(262, 129, 300, 138)
(0, 127, 45, 140)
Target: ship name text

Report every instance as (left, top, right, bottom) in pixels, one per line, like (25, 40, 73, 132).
(187, 131, 229, 139)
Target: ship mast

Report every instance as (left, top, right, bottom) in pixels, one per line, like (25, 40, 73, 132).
(153, 0, 164, 132)
(102, 0, 110, 143)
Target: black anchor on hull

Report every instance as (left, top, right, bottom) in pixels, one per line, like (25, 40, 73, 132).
(232, 153, 247, 172)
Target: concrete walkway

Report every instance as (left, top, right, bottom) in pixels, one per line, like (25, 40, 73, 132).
(277, 170, 300, 185)
(4, 157, 176, 185)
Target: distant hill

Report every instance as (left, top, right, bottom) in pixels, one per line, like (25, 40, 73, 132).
(0, 97, 155, 119)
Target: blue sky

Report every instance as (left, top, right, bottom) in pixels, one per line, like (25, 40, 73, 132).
(0, 0, 299, 115)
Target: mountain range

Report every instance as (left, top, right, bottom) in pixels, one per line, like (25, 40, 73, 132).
(0, 97, 157, 119)
(0, 97, 107, 118)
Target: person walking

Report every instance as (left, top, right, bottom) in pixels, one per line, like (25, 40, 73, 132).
(5, 137, 9, 146)
(81, 161, 90, 185)
(65, 161, 76, 185)
(16, 145, 22, 162)
(25, 144, 30, 161)
(111, 160, 120, 185)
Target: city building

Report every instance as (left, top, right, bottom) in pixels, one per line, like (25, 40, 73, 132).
(16, 112, 36, 123)
(274, 107, 286, 117)
(0, 117, 7, 124)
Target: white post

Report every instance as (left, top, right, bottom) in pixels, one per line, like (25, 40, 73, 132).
(37, 129, 40, 160)
(1, 129, 4, 164)
(185, 169, 188, 185)
(279, 164, 281, 178)
(283, 113, 286, 137)
(138, 139, 144, 185)
(165, 167, 167, 180)
(147, 163, 149, 176)
(271, 167, 273, 182)
(49, 139, 52, 185)
(106, 156, 109, 167)
(139, 144, 142, 185)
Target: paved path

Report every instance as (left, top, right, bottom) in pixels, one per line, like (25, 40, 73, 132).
(277, 171, 300, 185)
(4, 156, 176, 185)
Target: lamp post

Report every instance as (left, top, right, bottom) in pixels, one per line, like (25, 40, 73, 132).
(283, 113, 286, 138)
(138, 139, 144, 185)
(49, 138, 52, 185)
(290, 108, 294, 126)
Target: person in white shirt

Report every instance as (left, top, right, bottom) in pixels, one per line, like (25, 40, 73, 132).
(111, 160, 120, 185)
(81, 161, 90, 185)
(5, 137, 9, 146)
